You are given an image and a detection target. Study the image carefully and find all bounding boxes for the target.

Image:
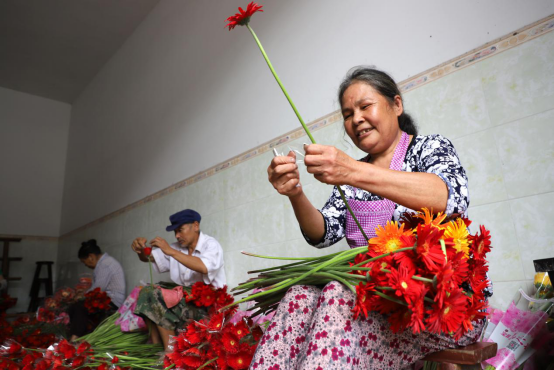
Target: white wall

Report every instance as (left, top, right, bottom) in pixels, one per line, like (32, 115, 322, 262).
(0, 87, 70, 236)
(61, 0, 554, 233)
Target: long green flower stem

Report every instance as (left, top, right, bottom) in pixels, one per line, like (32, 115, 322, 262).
(149, 258, 154, 286)
(245, 23, 369, 242)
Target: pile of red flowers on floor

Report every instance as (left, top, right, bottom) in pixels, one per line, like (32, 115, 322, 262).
(84, 288, 112, 314)
(164, 313, 263, 370)
(351, 209, 492, 339)
(0, 338, 129, 370)
(0, 313, 61, 349)
(184, 282, 235, 313)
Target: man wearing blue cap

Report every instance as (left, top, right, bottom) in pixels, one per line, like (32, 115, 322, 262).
(131, 209, 225, 350)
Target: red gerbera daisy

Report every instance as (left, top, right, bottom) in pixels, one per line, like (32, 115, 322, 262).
(455, 294, 488, 339)
(434, 262, 456, 308)
(388, 306, 411, 333)
(230, 320, 250, 339)
(469, 225, 492, 260)
(426, 288, 468, 335)
(408, 290, 427, 334)
(221, 332, 241, 354)
(227, 344, 255, 370)
(208, 312, 225, 332)
(468, 260, 489, 292)
(199, 285, 217, 307)
(388, 265, 423, 304)
(449, 251, 470, 285)
(226, 2, 263, 31)
(352, 281, 377, 319)
(414, 223, 447, 272)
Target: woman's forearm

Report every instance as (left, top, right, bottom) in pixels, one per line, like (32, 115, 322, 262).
(288, 191, 326, 242)
(350, 162, 448, 213)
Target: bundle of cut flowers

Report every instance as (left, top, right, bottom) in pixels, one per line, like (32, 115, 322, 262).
(1, 313, 164, 370)
(163, 311, 263, 370)
(84, 288, 112, 314)
(161, 281, 266, 370)
(225, 209, 492, 340)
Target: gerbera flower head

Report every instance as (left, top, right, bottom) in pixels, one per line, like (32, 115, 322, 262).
(388, 306, 411, 333)
(226, 2, 263, 31)
(426, 288, 468, 335)
(434, 262, 456, 308)
(449, 251, 469, 285)
(227, 346, 255, 370)
(183, 321, 206, 345)
(443, 218, 470, 258)
(352, 281, 377, 319)
(198, 285, 217, 307)
(468, 258, 489, 291)
(222, 332, 241, 354)
(469, 225, 492, 260)
(208, 312, 225, 332)
(407, 289, 427, 334)
(416, 208, 447, 228)
(414, 223, 446, 272)
(368, 221, 413, 255)
(230, 320, 250, 339)
(388, 265, 422, 304)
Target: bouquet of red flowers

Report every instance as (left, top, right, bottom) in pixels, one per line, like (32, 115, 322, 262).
(164, 314, 262, 370)
(227, 209, 492, 340)
(84, 288, 112, 314)
(184, 282, 236, 314)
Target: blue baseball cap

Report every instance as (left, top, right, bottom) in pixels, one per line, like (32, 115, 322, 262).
(166, 209, 201, 231)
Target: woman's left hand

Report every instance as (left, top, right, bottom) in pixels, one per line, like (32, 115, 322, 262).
(304, 144, 358, 185)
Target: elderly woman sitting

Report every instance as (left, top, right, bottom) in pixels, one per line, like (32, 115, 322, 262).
(250, 67, 487, 370)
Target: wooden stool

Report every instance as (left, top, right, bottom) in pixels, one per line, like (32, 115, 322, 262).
(422, 342, 497, 370)
(28, 261, 54, 312)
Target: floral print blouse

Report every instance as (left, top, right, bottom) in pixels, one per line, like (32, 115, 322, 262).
(304, 134, 469, 249)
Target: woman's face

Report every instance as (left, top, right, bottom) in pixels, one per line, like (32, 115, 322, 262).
(341, 82, 403, 156)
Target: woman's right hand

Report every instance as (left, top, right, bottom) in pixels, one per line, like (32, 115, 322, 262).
(268, 151, 302, 198)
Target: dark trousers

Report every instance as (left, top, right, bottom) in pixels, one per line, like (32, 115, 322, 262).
(67, 300, 116, 337)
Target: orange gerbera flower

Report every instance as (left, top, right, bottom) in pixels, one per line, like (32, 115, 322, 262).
(416, 208, 447, 228)
(368, 221, 413, 255)
(443, 218, 470, 258)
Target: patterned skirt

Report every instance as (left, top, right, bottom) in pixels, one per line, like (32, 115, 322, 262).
(250, 282, 484, 370)
(133, 285, 207, 331)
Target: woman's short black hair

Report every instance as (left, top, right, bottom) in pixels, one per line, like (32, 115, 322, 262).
(78, 239, 102, 259)
(338, 66, 418, 136)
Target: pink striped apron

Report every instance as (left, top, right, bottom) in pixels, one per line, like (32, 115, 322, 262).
(345, 131, 410, 248)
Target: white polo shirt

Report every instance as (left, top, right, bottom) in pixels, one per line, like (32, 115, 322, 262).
(151, 232, 226, 288)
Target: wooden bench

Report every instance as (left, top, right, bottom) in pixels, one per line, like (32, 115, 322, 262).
(422, 342, 498, 370)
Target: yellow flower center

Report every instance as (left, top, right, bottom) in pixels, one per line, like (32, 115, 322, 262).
(238, 359, 243, 364)
(230, 340, 235, 346)
(401, 281, 408, 289)
(443, 307, 450, 315)
(385, 238, 401, 252)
